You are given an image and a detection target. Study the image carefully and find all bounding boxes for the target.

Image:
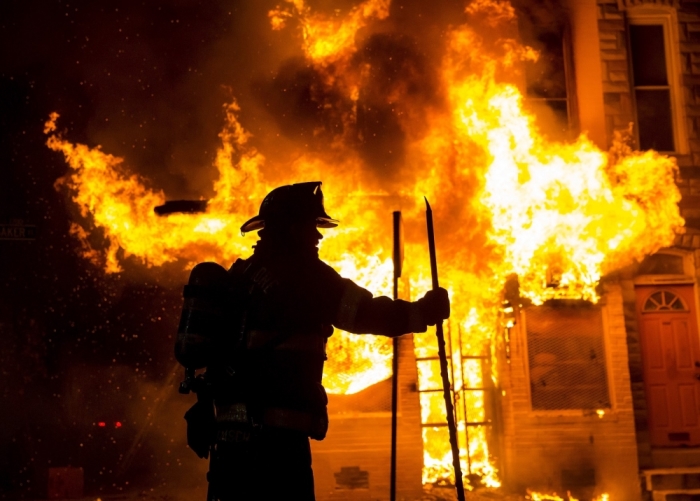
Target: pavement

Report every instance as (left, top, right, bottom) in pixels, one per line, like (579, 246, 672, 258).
(27, 485, 525, 501)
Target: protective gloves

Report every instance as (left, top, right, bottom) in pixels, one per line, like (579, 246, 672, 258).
(417, 287, 450, 326)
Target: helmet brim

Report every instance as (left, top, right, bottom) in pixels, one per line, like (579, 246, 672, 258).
(240, 215, 339, 234)
(240, 215, 265, 234)
(316, 217, 339, 229)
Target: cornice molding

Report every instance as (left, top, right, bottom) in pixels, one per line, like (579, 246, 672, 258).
(616, 0, 679, 11)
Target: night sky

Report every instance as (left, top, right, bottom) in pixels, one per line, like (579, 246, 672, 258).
(0, 0, 298, 497)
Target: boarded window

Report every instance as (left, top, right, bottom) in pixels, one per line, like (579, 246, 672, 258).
(629, 24, 675, 151)
(526, 303, 610, 410)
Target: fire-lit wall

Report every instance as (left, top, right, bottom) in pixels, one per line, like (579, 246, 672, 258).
(500, 284, 640, 500)
(311, 335, 423, 501)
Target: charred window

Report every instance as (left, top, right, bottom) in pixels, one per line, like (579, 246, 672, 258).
(516, 1, 576, 140)
(525, 303, 610, 411)
(629, 24, 675, 151)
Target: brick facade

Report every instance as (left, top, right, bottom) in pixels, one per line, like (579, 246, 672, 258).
(592, 0, 700, 483)
(498, 1, 700, 497)
(312, 334, 423, 501)
(597, 0, 635, 147)
(500, 284, 641, 500)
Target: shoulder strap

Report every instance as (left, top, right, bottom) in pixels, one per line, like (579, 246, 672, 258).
(228, 258, 248, 277)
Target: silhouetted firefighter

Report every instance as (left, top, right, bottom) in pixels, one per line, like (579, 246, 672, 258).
(175, 181, 450, 500)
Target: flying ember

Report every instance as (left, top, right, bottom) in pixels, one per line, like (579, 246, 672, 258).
(45, 0, 683, 489)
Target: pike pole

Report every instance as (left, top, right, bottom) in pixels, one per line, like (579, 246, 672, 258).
(425, 198, 466, 501)
(390, 211, 402, 501)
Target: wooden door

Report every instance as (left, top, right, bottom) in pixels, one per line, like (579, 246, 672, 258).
(636, 285, 700, 446)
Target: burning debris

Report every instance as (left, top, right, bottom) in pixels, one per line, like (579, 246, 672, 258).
(154, 200, 209, 217)
(44, 0, 683, 492)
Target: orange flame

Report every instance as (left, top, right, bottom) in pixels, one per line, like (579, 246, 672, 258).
(46, 0, 682, 488)
(269, 0, 390, 64)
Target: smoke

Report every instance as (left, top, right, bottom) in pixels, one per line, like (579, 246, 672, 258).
(252, 57, 354, 149)
(252, 30, 439, 184)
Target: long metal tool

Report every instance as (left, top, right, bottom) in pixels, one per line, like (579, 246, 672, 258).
(390, 211, 403, 501)
(425, 198, 466, 501)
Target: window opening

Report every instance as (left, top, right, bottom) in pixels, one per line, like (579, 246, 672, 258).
(515, 1, 576, 140)
(525, 303, 610, 410)
(642, 290, 687, 312)
(629, 24, 675, 151)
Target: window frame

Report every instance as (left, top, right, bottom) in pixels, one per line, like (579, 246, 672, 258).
(520, 16, 579, 140)
(641, 289, 689, 312)
(520, 303, 615, 416)
(634, 249, 696, 286)
(626, 6, 688, 154)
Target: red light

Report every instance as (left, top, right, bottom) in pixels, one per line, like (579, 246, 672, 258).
(115, 422, 122, 428)
(98, 422, 106, 427)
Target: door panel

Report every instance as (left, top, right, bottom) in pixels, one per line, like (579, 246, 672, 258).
(645, 320, 664, 369)
(679, 384, 698, 426)
(636, 284, 700, 446)
(649, 385, 670, 427)
(675, 321, 693, 369)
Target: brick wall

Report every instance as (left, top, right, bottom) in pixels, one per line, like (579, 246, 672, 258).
(618, 272, 653, 470)
(501, 285, 641, 500)
(597, 0, 635, 149)
(312, 334, 423, 501)
(597, 0, 700, 236)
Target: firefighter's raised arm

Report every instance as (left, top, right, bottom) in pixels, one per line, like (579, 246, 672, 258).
(332, 278, 450, 336)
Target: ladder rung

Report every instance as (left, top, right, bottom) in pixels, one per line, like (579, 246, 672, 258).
(417, 387, 489, 392)
(420, 421, 492, 428)
(416, 355, 489, 361)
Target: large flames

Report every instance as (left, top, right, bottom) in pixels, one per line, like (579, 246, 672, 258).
(46, 0, 682, 490)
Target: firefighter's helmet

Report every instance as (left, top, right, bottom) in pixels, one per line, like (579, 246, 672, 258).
(240, 181, 338, 233)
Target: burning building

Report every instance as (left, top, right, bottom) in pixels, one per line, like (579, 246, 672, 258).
(33, 0, 700, 499)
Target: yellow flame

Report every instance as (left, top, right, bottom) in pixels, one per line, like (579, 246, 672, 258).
(528, 492, 566, 501)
